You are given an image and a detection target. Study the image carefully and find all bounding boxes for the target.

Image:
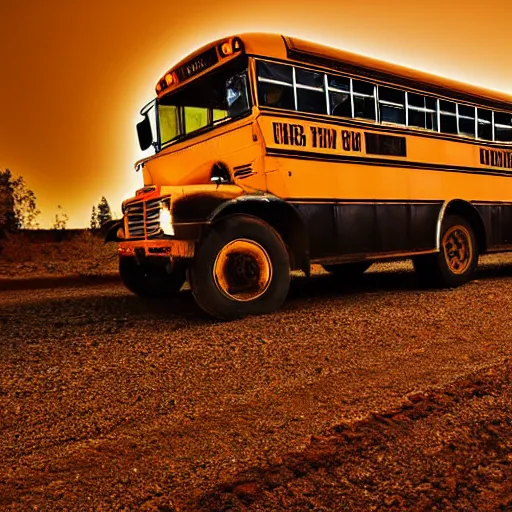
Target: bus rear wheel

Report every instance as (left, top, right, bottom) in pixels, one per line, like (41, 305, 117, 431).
(190, 215, 291, 320)
(322, 261, 372, 278)
(413, 214, 478, 288)
(119, 257, 186, 298)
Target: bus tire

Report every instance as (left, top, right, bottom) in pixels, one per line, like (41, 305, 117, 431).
(119, 257, 186, 298)
(322, 261, 372, 278)
(413, 214, 478, 288)
(190, 215, 290, 320)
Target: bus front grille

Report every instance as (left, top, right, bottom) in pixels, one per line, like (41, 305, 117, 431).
(125, 197, 163, 238)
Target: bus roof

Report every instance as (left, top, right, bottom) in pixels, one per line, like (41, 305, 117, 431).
(166, 33, 512, 111)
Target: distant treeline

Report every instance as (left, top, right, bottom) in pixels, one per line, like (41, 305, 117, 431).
(1, 168, 114, 233)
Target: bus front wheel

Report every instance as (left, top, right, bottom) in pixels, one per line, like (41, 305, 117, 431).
(413, 214, 478, 288)
(119, 257, 186, 298)
(189, 215, 291, 320)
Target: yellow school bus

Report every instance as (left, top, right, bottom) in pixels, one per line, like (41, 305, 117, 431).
(110, 33, 512, 319)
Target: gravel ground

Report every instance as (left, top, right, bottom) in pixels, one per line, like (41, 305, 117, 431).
(1, 255, 512, 510)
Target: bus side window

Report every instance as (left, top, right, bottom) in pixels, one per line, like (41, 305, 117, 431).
(477, 109, 492, 140)
(458, 105, 476, 137)
(353, 80, 376, 121)
(494, 112, 512, 142)
(425, 97, 438, 131)
(296, 68, 326, 114)
(257, 61, 295, 110)
(329, 76, 351, 118)
(379, 87, 405, 125)
(407, 94, 438, 131)
(331, 92, 351, 117)
(440, 100, 458, 135)
(258, 82, 295, 110)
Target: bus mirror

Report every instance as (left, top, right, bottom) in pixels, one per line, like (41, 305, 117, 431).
(137, 116, 153, 151)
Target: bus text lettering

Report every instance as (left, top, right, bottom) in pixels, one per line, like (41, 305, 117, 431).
(310, 127, 337, 149)
(480, 148, 512, 169)
(341, 130, 362, 152)
(272, 122, 306, 147)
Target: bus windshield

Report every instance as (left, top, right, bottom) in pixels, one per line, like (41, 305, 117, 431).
(157, 60, 250, 148)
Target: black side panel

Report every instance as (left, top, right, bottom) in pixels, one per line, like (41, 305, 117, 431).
(291, 201, 442, 258)
(474, 203, 512, 248)
(334, 203, 374, 254)
(293, 203, 337, 258)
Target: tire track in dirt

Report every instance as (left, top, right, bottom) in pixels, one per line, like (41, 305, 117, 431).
(192, 362, 512, 511)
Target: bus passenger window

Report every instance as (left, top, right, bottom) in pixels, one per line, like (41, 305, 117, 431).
(440, 100, 458, 135)
(329, 76, 351, 117)
(258, 82, 294, 110)
(425, 98, 438, 130)
(353, 80, 376, 121)
(329, 76, 350, 91)
(379, 87, 405, 125)
(407, 93, 437, 130)
(297, 88, 326, 114)
(330, 91, 351, 117)
(458, 105, 476, 137)
(257, 60, 295, 110)
(296, 68, 326, 114)
(494, 112, 512, 142)
(477, 109, 492, 140)
(296, 68, 323, 88)
(408, 93, 427, 128)
(257, 61, 292, 83)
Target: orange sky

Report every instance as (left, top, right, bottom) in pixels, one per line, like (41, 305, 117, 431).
(1, 0, 512, 228)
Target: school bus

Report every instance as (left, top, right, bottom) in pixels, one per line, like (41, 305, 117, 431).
(109, 33, 512, 319)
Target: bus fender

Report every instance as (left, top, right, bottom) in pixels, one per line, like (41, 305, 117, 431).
(208, 194, 310, 274)
(436, 199, 487, 253)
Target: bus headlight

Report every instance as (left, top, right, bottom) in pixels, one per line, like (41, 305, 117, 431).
(159, 204, 175, 236)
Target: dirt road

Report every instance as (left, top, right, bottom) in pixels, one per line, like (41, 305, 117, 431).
(1, 259, 512, 510)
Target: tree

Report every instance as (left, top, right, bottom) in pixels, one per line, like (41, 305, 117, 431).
(89, 196, 113, 231)
(0, 169, 40, 231)
(0, 169, 16, 231)
(13, 179, 40, 229)
(96, 196, 112, 228)
(52, 205, 69, 230)
(90, 205, 99, 231)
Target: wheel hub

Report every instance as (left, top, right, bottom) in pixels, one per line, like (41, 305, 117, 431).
(213, 239, 272, 301)
(442, 225, 472, 275)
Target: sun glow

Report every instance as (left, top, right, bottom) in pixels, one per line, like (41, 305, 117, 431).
(3, 0, 512, 229)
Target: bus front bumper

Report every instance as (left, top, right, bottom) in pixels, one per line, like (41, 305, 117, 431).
(117, 239, 195, 260)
